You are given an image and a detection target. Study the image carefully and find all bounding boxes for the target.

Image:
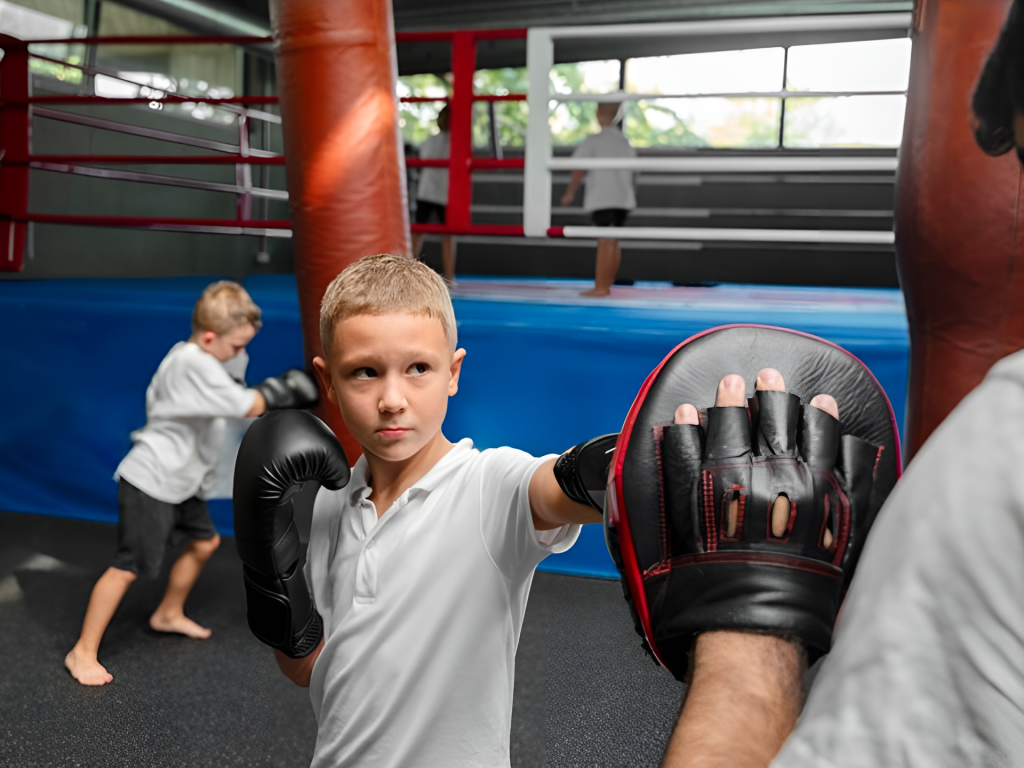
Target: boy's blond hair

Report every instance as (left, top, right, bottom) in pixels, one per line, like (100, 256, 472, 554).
(320, 254, 457, 358)
(192, 280, 262, 335)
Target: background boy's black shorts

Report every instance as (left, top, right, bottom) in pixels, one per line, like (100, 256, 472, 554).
(590, 208, 629, 227)
(415, 200, 446, 224)
(112, 479, 217, 578)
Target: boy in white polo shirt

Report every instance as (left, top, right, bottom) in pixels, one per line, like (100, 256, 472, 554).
(65, 280, 319, 686)
(234, 254, 606, 767)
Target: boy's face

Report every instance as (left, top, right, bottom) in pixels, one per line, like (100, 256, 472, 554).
(313, 312, 465, 463)
(197, 323, 256, 363)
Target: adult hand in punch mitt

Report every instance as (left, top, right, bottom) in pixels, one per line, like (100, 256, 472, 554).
(605, 325, 900, 680)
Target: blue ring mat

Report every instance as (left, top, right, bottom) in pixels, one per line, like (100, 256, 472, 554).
(0, 275, 908, 579)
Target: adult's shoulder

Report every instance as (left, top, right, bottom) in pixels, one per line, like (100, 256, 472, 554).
(985, 347, 1024, 389)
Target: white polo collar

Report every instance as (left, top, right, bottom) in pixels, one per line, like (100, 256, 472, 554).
(346, 438, 476, 506)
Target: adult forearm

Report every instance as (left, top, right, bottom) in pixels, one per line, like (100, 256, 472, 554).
(662, 632, 805, 768)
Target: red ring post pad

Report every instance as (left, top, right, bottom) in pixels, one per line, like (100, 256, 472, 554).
(605, 324, 901, 679)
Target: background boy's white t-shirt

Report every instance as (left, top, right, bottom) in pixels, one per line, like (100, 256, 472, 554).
(773, 349, 1024, 768)
(202, 349, 256, 500)
(416, 131, 450, 205)
(115, 341, 256, 504)
(304, 440, 579, 768)
(571, 127, 637, 212)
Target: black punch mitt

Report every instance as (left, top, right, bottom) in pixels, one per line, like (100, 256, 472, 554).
(604, 325, 901, 680)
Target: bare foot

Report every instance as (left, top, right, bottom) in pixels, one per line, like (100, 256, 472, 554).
(65, 645, 113, 686)
(149, 612, 212, 639)
(580, 288, 610, 297)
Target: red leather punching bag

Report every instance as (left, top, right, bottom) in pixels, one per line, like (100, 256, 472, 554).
(270, 0, 410, 458)
(896, 0, 1023, 461)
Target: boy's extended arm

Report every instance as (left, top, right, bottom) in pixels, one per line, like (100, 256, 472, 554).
(274, 639, 324, 688)
(529, 458, 603, 531)
(662, 631, 805, 768)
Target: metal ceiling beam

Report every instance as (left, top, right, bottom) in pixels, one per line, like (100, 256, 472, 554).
(110, 0, 273, 57)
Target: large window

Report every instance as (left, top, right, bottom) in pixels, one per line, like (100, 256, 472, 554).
(624, 48, 785, 148)
(94, 3, 241, 125)
(0, 0, 86, 83)
(783, 38, 911, 148)
(400, 36, 912, 153)
(547, 38, 911, 150)
(7, 0, 247, 127)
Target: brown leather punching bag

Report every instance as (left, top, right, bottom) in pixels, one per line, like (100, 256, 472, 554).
(896, 0, 1024, 461)
(270, 0, 410, 458)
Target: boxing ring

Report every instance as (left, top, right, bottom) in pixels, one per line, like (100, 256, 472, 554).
(0, 20, 910, 577)
(0, 12, 911, 272)
(0, 275, 908, 578)
(0, 27, 531, 274)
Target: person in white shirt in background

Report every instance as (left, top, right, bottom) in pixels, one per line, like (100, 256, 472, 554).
(64, 281, 318, 687)
(560, 101, 638, 297)
(411, 106, 456, 283)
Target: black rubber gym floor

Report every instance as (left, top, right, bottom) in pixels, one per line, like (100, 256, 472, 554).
(0, 510, 683, 768)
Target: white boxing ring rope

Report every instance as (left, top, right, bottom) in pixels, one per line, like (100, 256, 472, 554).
(552, 226, 896, 245)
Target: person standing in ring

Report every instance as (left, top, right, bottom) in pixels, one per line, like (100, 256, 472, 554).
(560, 101, 637, 297)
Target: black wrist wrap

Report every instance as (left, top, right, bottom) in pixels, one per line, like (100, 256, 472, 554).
(554, 433, 619, 511)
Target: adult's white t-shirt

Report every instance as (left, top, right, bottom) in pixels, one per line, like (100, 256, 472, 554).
(773, 349, 1024, 768)
(304, 439, 580, 768)
(416, 131, 450, 205)
(115, 341, 257, 504)
(571, 127, 637, 212)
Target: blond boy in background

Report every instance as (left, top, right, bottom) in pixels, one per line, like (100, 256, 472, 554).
(65, 281, 319, 686)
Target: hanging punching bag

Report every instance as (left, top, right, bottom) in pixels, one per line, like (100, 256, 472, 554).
(896, 0, 1023, 461)
(270, 0, 410, 458)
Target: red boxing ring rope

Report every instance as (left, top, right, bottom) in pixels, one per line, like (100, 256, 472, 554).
(0, 27, 529, 271)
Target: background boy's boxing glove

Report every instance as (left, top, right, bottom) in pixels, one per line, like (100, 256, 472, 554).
(255, 367, 320, 410)
(233, 410, 349, 658)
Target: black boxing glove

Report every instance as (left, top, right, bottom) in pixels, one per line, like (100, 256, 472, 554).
(553, 433, 619, 511)
(255, 368, 320, 410)
(648, 390, 879, 673)
(233, 410, 350, 658)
